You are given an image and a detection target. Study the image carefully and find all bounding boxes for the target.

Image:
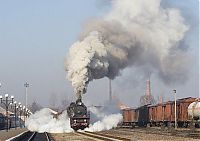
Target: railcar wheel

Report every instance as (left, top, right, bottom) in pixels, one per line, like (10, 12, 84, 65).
(195, 123, 200, 128)
(167, 122, 172, 128)
(147, 123, 151, 127)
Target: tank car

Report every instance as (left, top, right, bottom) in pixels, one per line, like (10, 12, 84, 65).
(67, 99, 90, 130)
(188, 99, 200, 127)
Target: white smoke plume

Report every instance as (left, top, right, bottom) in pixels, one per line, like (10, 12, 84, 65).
(26, 106, 122, 133)
(85, 104, 122, 132)
(26, 108, 73, 133)
(65, 0, 189, 98)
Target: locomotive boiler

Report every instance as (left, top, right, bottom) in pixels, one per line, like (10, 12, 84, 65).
(67, 98, 90, 130)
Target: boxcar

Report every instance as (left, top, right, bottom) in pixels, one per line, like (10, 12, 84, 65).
(122, 97, 197, 128)
(148, 97, 196, 127)
(178, 97, 196, 127)
(149, 103, 165, 126)
(135, 105, 149, 127)
(122, 108, 137, 127)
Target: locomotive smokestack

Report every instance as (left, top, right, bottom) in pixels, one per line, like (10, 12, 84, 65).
(109, 79, 112, 103)
(76, 91, 82, 101)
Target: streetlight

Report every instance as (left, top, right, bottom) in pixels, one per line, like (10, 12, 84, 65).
(24, 82, 29, 110)
(18, 103, 22, 128)
(23, 106, 26, 125)
(12, 101, 18, 129)
(173, 89, 177, 129)
(25, 108, 29, 118)
(0, 94, 14, 131)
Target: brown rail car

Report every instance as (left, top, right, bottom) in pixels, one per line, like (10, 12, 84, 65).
(122, 108, 137, 127)
(122, 97, 197, 128)
(122, 105, 149, 127)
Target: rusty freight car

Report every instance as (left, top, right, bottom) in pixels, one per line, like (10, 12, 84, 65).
(122, 97, 197, 128)
(149, 97, 196, 127)
(136, 105, 149, 126)
(122, 105, 149, 127)
(122, 108, 137, 127)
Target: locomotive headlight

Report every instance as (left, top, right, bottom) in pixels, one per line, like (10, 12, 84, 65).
(84, 119, 87, 122)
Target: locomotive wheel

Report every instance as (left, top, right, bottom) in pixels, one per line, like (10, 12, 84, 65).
(80, 126, 85, 130)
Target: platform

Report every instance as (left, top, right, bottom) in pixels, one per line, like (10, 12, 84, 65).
(0, 128, 27, 141)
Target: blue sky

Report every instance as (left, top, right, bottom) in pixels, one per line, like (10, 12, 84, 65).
(0, 0, 103, 106)
(0, 0, 199, 107)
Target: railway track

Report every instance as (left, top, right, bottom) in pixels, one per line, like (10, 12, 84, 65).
(10, 131, 52, 141)
(75, 131, 131, 141)
(116, 128, 200, 139)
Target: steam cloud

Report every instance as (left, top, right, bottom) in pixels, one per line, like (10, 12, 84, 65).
(26, 108, 73, 133)
(26, 107, 122, 133)
(85, 103, 123, 132)
(65, 0, 189, 98)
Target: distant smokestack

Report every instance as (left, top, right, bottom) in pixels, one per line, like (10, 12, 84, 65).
(145, 74, 151, 96)
(140, 74, 156, 106)
(109, 79, 112, 103)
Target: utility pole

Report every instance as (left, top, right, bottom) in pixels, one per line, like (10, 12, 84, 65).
(173, 89, 177, 129)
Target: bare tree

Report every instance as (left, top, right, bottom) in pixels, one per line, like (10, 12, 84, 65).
(59, 93, 72, 110)
(28, 101, 43, 113)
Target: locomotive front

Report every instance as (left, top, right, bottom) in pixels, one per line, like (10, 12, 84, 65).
(67, 98, 90, 130)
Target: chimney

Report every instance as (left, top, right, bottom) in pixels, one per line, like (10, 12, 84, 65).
(145, 75, 151, 96)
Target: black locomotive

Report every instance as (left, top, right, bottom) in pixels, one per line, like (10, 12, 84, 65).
(67, 98, 90, 130)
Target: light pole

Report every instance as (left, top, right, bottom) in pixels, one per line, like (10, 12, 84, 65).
(25, 108, 29, 118)
(173, 89, 177, 129)
(24, 82, 29, 110)
(18, 102, 22, 128)
(12, 101, 17, 129)
(0, 94, 14, 131)
(23, 106, 26, 126)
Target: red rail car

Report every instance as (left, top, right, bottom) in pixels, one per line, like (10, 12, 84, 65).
(122, 97, 197, 128)
(122, 108, 137, 127)
(122, 105, 149, 127)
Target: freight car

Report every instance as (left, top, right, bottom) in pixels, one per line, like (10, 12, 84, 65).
(122, 97, 199, 128)
(67, 99, 90, 130)
(188, 99, 200, 127)
(122, 105, 149, 127)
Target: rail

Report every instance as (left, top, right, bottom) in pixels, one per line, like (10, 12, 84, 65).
(10, 131, 52, 141)
(117, 128, 200, 139)
(76, 131, 131, 141)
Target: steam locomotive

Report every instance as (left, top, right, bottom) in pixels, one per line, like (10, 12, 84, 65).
(67, 99, 90, 130)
